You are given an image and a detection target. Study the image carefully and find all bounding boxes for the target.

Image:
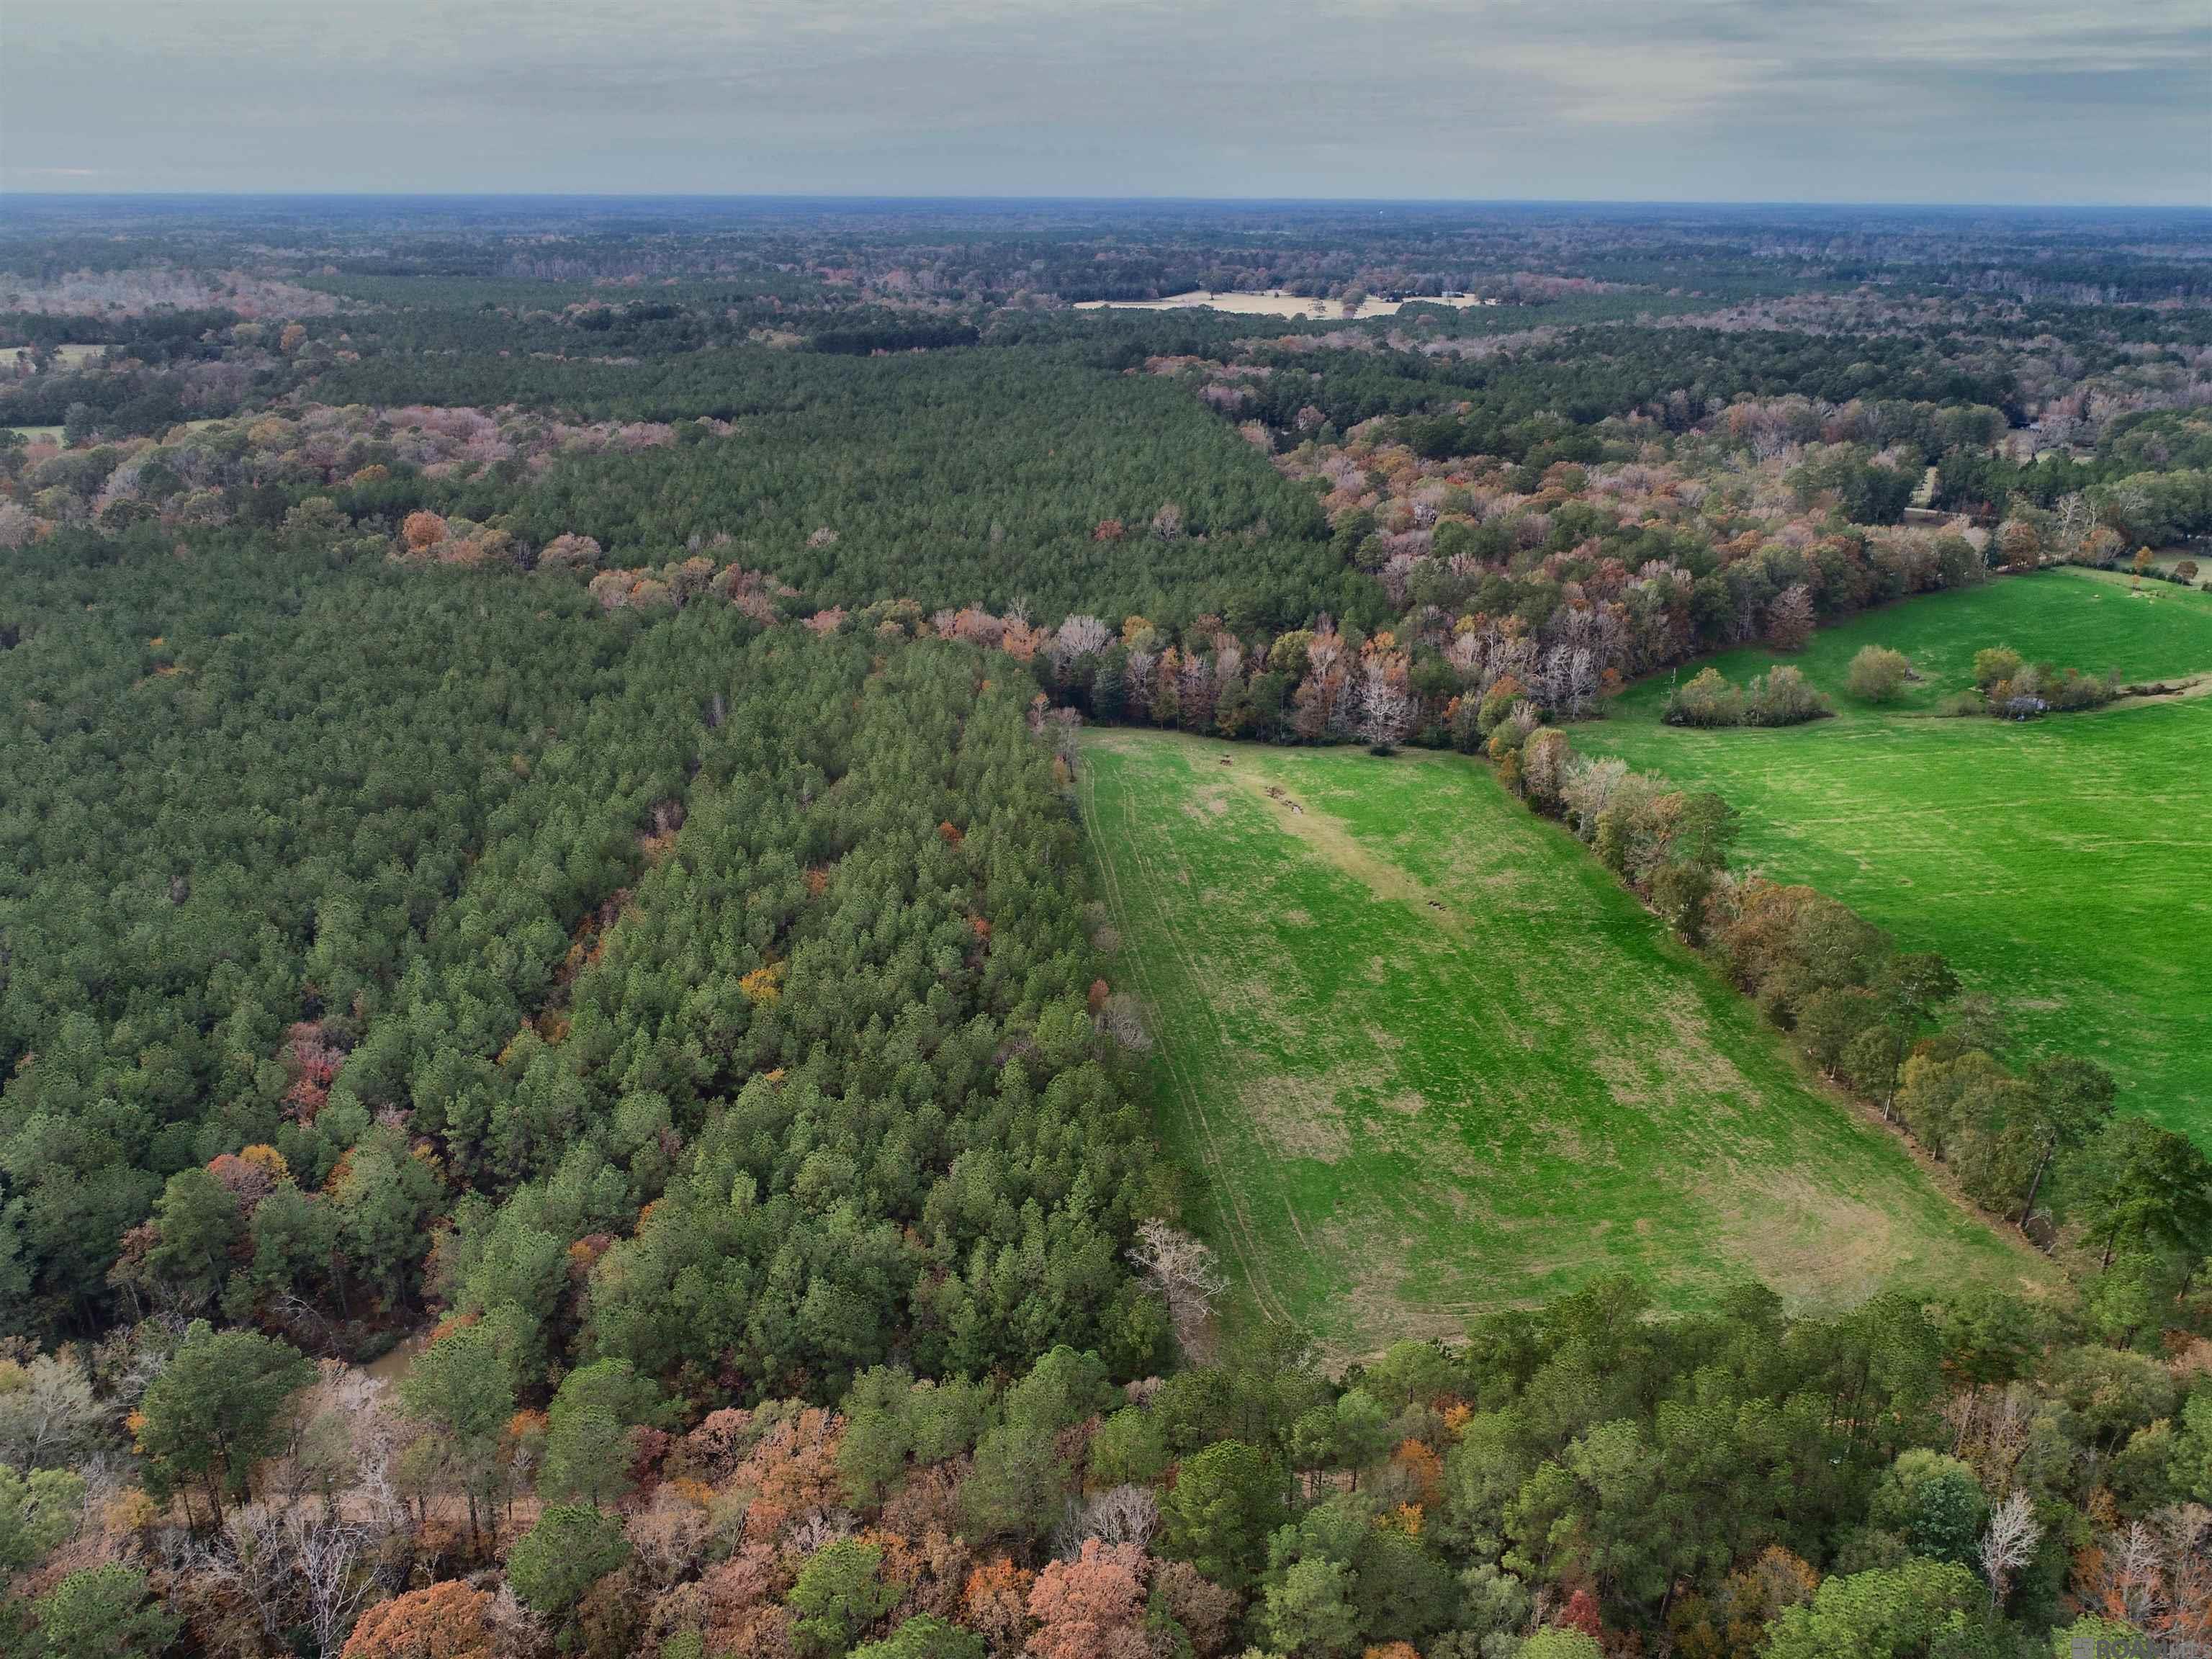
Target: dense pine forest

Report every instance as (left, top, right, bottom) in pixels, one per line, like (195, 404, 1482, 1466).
(1, 199, 2210, 1659)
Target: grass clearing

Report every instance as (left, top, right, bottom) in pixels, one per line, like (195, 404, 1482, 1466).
(1079, 732, 2045, 1356)
(6, 343, 105, 372)
(1583, 568, 2212, 1141)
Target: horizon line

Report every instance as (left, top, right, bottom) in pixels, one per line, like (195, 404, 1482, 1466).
(2, 189, 2206, 215)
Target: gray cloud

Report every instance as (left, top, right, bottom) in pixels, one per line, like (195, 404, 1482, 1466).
(3, 0, 2206, 200)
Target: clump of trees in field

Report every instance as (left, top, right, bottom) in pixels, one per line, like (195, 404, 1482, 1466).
(1663, 665, 1833, 727)
(1941, 645, 2121, 719)
(1845, 644, 1912, 701)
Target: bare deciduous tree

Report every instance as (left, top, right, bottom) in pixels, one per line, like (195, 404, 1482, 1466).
(1349, 642, 1417, 748)
(1055, 1483, 1159, 1558)
(0, 1348, 99, 1470)
(1977, 1491, 2041, 1608)
(1128, 1220, 1225, 1360)
(1050, 613, 1113, 671)
(1943, 1382, 2035, 1499)
(346, 1385, 415, 1533)
(287, 1506, 378, 1658)
(626, 1485, 714, 1588)
(1097, 993, 1151, 1053)
(2052, 492, 2094, 564)
(175, 1503, 374, 1658)
(787, 1506, 857, 1555)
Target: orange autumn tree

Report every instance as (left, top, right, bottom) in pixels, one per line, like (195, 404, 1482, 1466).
(696, 1545, 794, 1655)
(1390, 1438, 1444, 1510)
(739, 1407, 846, 1544)
(341, 1581, 495, 1659)
(738, 960, 787, 1006)
(400, 510, 449, 554)
(962, 1557, 1035, 1654)
(1027, 1539, 1149, 1659)
(205, 1147, 284, 1210)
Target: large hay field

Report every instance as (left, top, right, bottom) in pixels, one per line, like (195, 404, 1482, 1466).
(1581, 569, 2212, 1141)
(1079, 732, 2044, 1355)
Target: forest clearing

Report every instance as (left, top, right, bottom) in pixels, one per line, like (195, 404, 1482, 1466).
(1078, 729, 2046, 1355)
(1074, 289, 1497, 319)
(1581, 568, 2212, 1141)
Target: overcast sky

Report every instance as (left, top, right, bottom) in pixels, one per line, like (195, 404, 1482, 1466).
(4, 1, 2208, 203)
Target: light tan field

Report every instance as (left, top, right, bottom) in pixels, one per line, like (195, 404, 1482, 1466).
(6, 343, 107, 372)
(1074, 289, 1501, 321)
(6, 418, 221, 446)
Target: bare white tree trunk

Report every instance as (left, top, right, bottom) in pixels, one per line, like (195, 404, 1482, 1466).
(287, 1506, 377, 1658)
(1129, 1220, 1226, 1361)
(1977, 1492, 2041, 1609)
(1054, 1483, 1159, 1557)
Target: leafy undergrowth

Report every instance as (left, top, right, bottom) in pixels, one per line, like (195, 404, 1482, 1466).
(1078, 731, 2045, 1357)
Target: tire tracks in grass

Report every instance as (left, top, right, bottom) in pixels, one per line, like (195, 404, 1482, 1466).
(1119, 765, 1336, 1303)
(1087, 732, 2068, 1329)
(1122, 779, 1329, 1285)
(1078, 747, 1298, 1326)
(1118, 770, 1318, 1324)
(1101, 770, 1300, 1326)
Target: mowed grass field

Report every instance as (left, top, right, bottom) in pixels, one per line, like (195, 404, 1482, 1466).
(1079, 732, 2044, 1355)
(1581, 569, 2212, 1142)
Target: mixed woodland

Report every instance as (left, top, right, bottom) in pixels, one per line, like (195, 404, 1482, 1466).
(1, 199, 2210, 1659)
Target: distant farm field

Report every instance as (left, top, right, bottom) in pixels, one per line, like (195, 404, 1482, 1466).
(1074, 289, 1498, 320)
(1583, 568, 2212, 1141)
(1079, 732, 2043, 1355)
(5, 343, 104, 372)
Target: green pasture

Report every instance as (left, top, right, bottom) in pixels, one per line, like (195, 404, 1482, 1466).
(1079, 732, 2044, 1357)
(1584, 568, 2212, 1140)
